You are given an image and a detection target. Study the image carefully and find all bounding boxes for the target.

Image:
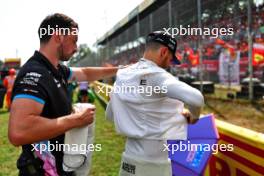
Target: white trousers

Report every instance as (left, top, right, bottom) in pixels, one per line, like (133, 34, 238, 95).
(119, 138, 172, 176)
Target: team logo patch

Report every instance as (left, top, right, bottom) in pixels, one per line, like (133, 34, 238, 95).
(140, 79, 146, 85)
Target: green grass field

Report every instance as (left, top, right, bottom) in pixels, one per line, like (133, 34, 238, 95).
(0, 109, 21, 176)
(0, 99, 126, 176)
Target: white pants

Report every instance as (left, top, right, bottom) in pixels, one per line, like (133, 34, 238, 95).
(119, 138, 172, 176)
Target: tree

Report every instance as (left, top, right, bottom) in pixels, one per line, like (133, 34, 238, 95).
(68, 44, 97, 66)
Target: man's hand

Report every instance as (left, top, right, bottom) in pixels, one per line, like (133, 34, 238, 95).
(72, 106, 95, 127)
(181, 108, 199, 124)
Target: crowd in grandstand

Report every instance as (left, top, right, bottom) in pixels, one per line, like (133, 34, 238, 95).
(102, 2, 264, 82)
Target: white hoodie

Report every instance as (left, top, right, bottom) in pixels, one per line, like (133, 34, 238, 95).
(106, 58, 204, 140)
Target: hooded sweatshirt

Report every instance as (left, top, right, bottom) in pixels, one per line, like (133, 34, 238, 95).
(106, 58, 204, 140)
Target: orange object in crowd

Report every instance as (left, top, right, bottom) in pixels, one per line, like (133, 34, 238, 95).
(3, 68, 16, 110)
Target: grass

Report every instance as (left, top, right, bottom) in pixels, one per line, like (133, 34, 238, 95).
(0, 99, 126, 176)
(0, 109, 20, 176)
(89, 100, 126, 176)
(203, 98, 264, 133)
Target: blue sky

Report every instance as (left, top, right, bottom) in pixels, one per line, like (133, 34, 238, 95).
(0, 0, 143, 64)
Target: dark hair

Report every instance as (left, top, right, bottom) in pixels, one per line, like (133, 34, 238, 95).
(38, 13, 78, 43)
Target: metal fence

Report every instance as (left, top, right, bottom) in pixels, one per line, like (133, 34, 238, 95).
(79, 0, 264, 99)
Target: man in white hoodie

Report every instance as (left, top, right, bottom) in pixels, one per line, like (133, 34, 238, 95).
(106, 31, 204, 176)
